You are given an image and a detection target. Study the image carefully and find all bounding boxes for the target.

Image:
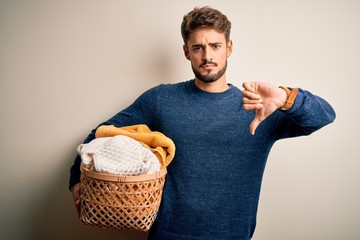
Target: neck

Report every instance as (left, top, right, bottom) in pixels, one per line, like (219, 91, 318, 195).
(194, 77, 230, 93)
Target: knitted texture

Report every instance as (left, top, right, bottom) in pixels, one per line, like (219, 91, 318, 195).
(77, 135, 160, 175)
(70, 80, 335, 240)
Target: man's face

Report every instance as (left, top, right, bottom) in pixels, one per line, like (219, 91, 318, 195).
(183, 28, 232, 84)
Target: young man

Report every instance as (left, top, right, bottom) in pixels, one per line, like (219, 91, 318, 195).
(69, 6, 335, 240)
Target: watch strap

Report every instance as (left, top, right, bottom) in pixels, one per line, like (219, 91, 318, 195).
(279, 86, 299, 110)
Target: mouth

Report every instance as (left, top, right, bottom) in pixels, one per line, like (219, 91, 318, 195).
(199, 61, 218, 69)
(201, 64, 216, 70)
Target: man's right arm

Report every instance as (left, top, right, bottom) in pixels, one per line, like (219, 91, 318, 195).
(68, 85, 160, 213)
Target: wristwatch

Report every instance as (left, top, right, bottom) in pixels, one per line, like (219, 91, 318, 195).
(279, 86, 299, 110)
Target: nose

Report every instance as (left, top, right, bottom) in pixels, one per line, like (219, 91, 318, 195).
(203, 46, 213, 62)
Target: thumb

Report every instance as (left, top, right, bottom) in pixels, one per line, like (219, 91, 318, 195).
(250, 113, 262, 135)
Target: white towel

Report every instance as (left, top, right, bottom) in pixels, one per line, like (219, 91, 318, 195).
(77, 135, 160, 175)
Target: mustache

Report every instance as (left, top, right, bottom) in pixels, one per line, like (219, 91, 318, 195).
(199, 60, 218, 68)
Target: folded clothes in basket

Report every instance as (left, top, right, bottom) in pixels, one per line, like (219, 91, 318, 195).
(77, 135, 160, 175)
(95, 124, 175, 168)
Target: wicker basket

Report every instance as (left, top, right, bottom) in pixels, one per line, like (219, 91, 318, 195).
(80, 164, 167, 231)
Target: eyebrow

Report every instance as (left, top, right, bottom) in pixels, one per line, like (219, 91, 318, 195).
(190, 42, 223, 48)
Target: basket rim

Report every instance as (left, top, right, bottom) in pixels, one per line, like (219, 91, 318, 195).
(80, 163, 167, 182)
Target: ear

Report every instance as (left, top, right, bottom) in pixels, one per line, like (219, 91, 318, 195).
(226, 40, 233, 58)
(183, 44, 191, 60)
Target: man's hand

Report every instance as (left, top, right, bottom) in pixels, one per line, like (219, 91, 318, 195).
(242, 81, 287, 135)
(70, 183, 82, 217)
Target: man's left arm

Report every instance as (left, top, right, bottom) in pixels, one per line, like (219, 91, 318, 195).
(242, 81, 336, 136)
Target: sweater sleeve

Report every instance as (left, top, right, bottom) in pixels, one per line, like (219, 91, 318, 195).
(273, 88, 336, 140)
(68, 86, 159, 190)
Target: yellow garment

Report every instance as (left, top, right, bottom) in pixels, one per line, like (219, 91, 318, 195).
(95, 124, 175, 168)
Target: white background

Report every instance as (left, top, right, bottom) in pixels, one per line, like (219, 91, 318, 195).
(1, 0, 359, 239)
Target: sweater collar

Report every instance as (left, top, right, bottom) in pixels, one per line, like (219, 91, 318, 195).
(189, 79, 235, 99)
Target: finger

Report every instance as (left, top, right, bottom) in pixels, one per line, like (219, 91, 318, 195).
(242, 97, 263, 104)
(74, 197, 81, 217)
(250, 117, 261, 135)
(242, 82, 256, 92)
(242, 92, 261, 100)
(243, 103, 263, 111)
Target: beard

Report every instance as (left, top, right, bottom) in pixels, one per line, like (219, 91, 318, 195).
(192, 60, 227, 83)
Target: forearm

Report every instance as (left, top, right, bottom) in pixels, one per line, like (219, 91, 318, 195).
(277, 88, 336, 138)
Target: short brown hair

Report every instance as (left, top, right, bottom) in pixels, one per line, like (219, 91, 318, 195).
(181, 6, 231, 44)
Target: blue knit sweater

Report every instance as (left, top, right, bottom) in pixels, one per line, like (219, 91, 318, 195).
(69, 80, 335, 240)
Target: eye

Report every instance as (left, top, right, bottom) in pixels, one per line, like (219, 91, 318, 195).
(192, 46, 202, 52)
(212, 44, 221, 49)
